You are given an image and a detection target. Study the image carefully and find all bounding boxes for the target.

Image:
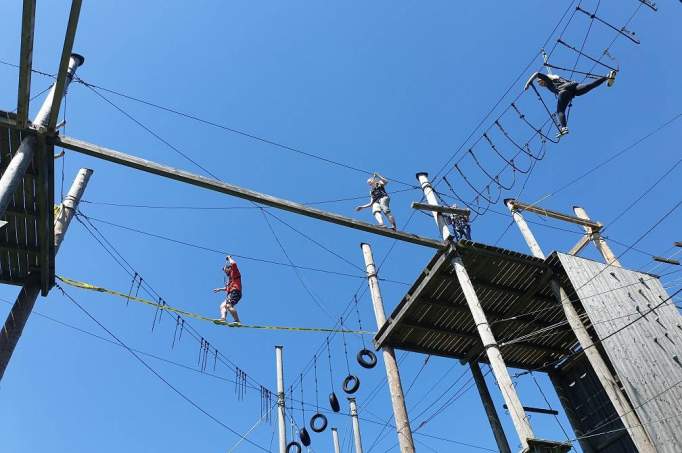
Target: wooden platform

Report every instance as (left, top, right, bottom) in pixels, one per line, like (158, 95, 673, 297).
(0, 111, 55, 295)
(374, 240, 579, 370)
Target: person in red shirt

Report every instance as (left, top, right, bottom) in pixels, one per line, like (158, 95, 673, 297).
(213, 255, 242, 324)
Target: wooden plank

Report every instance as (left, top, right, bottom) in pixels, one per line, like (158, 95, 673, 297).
(505, 198, 602, 230)
(411, 202, 470, 219)
(559, 253, 681, 452)
(34, 137, 51, 294)
(55, 135, 444, 249)
(573, 206, 621, 267)
(0, 125, 11, 277)
(6, 128, 23, 279)
(568, 233, 591, 256)
(16, 0, 36, 129)
(46, 0, 83, 131)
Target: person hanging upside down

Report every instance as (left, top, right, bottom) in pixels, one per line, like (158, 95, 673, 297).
(355, 172, 397, 231)
(213, 255, 242, 324)
(524, 65, 616, 139)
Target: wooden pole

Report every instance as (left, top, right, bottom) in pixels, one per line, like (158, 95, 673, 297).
(332, 427, 341, 453)
(348, 397, 364, 453)
(573, 206, 621, 267)
(16, 0, 36, 129)
(275, 345, 286, 453)
(417, 172, 533, 450)
(469, 361, 511, 453)
(0, 168, 93, 381)
(505, 204, 655, 452)
(361, 242, 415, 453)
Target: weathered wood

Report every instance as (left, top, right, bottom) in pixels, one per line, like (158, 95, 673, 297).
(16, 0, 36, 129)
(652, 256, 680, 265)
(573, 206, 621, 267)
(55, 135, 444, 249)
(569, 233, 591, 256)
(411, 201, 470, 219)
(45, 0, 83, 131)
(361, 243, 415, 453)
(502, 404, 559, 416)
(470, 361, 511, 453)
(505, 198, 602, 230)
(559, 254, 681, 452)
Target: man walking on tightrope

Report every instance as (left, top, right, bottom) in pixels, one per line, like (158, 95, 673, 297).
(355, 172, 397, 231)
(213, 255, 242, 325)
(525, 59, 616, 140)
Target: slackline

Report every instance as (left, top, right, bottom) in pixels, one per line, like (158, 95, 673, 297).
(57, 276, 374, 335)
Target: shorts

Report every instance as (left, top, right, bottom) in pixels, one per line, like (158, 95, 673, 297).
(371, 196, 391, 214)
(225, 289, 242, 306)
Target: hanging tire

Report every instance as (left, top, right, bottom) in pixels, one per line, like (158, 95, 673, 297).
(299, 427, 311, 446)
(356, 349, 377, 369)
(329, 392, 341, 412)
(342, 374, 360, 394)
(310, 413, 328, 433)
(286, 441, 302, 453)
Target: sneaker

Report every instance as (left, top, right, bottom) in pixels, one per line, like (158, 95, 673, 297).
(607, 70, 616, 87)
(213, 318, 227, 324)
(556, 127, 569, 140)
(228, 321, 241, 327)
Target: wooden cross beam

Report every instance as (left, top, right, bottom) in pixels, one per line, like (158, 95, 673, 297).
(504, 198, 602, 230)
(411, 201, 470, 219)
(16, 0, 36, 129)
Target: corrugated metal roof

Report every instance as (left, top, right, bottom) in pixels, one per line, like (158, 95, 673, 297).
(375, 240, 578, 370)
(0, 110, 55, 294)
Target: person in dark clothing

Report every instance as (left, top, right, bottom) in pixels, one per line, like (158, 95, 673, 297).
(213, 255, 242, 324)
(445, 204, 471, 241)
(524, 67, 616, 139)
(355, 172, 397, 230)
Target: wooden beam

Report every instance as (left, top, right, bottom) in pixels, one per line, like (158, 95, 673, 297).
(505, 198, 602, 230)
(466, 276, 556, 305)
(652, 256, 680, 266)
(46, 0, 83, 131)
(573, 206, 621, 267)
(411, 202, 470, 219)
(503, 405, 559, 416)
(16, 0, 36, 129)
(569, 233, 591, 256)
(53, 136, 444, 249)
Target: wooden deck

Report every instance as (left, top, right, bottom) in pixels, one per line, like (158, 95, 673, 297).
(374, 240, 579, 370)
(0, 111, 55, 295)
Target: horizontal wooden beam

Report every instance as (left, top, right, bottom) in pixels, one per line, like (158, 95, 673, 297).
(652, 256, 680, 266)
(16, 0, 37, 129)
(505, 198, 602, 230)
(503, 404, 559, 416)
(411, 202, 470, 219)
(53, 136, 444, 249)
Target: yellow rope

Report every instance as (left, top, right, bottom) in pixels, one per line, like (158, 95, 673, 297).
(56, 276, 375, 335)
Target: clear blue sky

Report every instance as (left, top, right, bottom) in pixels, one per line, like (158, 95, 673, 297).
(1, 1, 680, 452)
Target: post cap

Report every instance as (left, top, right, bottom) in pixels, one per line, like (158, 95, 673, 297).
(415, 172, 429, 180)
(70, 53, 85, 67)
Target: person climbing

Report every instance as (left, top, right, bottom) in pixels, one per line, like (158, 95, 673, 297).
(355, 172, 397, 231)
(524, 54, 616, 140)
(213, 255, 242, 324)
(446, 204, 471, 241)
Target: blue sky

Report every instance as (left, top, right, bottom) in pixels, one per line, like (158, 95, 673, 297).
(1, 1, 680, 452)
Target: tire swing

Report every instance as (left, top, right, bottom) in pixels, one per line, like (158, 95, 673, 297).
(340, 316, 360, 394)
(297, 375, 311, 447)
(286, 389, 302, 453)
(309, 355, 328, 433)
(353, 295, 377, 370)
(325, 338, 341, 412)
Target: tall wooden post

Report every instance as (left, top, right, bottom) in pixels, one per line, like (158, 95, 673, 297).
(0, 168, 93, 381)
(417, 172, 534, 450)
(361, 243, 415, 453)
(505, 201, 655, 452)
(469, 361, 512, 453)
(275, 345, 287, 453)
(331, 427, 341, 453)
(572, 206, 621, 267)
(348, 397, 364, 453)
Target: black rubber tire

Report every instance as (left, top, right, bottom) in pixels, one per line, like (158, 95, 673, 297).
(286, 441, 302, 453)
(310, 413, 328, 433)
(299, 427, 311, 447)
(329, 392, 341, 412)
(357, 349, 378, 369)
(342, 374, 360, 394)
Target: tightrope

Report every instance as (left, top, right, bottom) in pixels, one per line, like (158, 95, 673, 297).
(57, 276, 375, 335)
